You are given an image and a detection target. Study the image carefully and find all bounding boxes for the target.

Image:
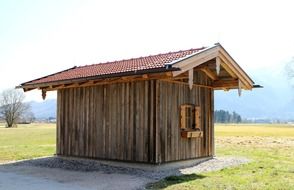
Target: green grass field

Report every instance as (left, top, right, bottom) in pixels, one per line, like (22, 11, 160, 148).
(148, 124, 294, 190)
(0, 123, 56, 163)
(0, 123, 293, 189)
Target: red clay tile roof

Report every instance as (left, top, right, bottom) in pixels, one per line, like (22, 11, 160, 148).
(22, 47, 206, 86)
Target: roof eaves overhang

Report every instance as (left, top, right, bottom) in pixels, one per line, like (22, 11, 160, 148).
(170, 43, 255, 90)
(165, 44, 218, 67)
(16, 67, 179, 91)
(217, 44, 255, 88)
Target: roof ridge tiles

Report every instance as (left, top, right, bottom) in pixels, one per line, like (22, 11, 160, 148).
(76, 47, 205, 68)
(20, 46, 209, 86)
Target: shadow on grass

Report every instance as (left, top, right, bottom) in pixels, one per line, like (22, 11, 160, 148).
(146, 173, 206, 189)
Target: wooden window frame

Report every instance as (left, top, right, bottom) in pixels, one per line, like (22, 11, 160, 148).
(180, 104, 203, 138)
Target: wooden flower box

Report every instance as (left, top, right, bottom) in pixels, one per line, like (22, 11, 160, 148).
(181, 130, 203, 138)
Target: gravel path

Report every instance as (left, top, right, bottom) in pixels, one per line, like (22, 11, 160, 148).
(179, 157, 249, 174)
(11, 156, 250, 180)
(0, 156, 249, 190)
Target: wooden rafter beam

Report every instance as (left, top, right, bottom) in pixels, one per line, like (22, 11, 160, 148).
(219, 56, 238, 79)
(218, 50, 253, 90)
(40, 72, 174, 91)
(160, 79, 214, 89)
(212, 79, 239, 89)
(165, 71, 173, 77)
(172, 46, 219, 76)
(65, 83, 78, 88)
(220, 48, 254, 84)
(200, 67, 218, 81)
(23, 88, 35, 92)
(173, 52, 218, 76)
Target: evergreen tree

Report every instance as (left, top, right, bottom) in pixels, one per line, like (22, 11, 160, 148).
(214, 110, 242, 123)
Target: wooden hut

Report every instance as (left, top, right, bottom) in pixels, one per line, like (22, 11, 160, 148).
(18, 43, 256, 164)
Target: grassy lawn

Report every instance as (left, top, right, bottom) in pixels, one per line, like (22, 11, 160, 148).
(0, 123, 56, 163)
(148, 124, 294, 190)
(0, 123, 293, 189)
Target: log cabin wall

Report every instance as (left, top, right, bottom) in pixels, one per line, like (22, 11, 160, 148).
(56, 70, 214, 164)
(155, 71, 214, 163)
(57, 80, 157, 163)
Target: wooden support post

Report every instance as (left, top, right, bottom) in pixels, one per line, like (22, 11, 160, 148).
(188, 69, 193, 90)
(42, 89, 47, 100)
(238, 79, 242, 97)
(216, 57, 221, 75)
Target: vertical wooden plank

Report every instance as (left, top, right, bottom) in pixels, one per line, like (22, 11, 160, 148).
(83, 87, 87, 157)
(100, 85, 104, 158)
(111, 84, 116, 159)
(61, 89, 65, 156)
(64, 89, 69, 156)
(56, 90, 61, 155)
(120, 83, 125, 160)
(179, 83, 184, 160)
(86, 87, 90, 157)
(102, 85, 106, 158)
(73, 88, 78, 156)
(152, 80, 157, 163)
(190, 88, 195, 158)
(144, 81, 149, 162)
(125, 82, 131, 160)
(140, 81, 145, 162)
(131, 82, 136, 161)
(93, 86, 98, 158)
(72, 88, 76, 156)
(61, 89, 66, 156)
(148, 80, 154, 162)
(91, 86, 95, 158)
(166, 82, 172, 162)
(174, 83, 179, 161)
(160, 81, 166, 162)
(105, 85, 110, 158)
(112, 84, 117, 159)
(211, 89, 215, 156)
(155, 80, 161, 163)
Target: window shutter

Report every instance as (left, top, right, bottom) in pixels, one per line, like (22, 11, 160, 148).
(180, 105, 186, 129)
(195, 106, 201, 129)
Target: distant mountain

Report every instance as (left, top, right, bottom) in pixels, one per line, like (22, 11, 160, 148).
(215, 67, 294, 120)
(30, 99, 56, 119)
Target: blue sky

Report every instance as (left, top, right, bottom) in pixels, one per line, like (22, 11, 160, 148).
(0, 0, 293, 101)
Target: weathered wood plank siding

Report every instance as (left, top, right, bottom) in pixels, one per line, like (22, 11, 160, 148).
(56, 70, 214, 164)
(155, 71, 214, 163)
(57, 80, 157, 162)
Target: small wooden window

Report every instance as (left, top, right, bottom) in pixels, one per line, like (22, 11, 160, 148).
(180, 104, 203, 138)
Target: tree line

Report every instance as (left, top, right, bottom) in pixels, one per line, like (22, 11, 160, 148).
(214, 110, 242, 123)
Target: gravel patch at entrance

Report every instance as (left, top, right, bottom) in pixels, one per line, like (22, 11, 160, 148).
(0, 156, 249, 190)
(10, 156, 250, 180)
(179, 157, 249, 174)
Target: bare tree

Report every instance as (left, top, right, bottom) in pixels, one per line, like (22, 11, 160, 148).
(0, 89, 30, 128)
(19, 110, 35, 124)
